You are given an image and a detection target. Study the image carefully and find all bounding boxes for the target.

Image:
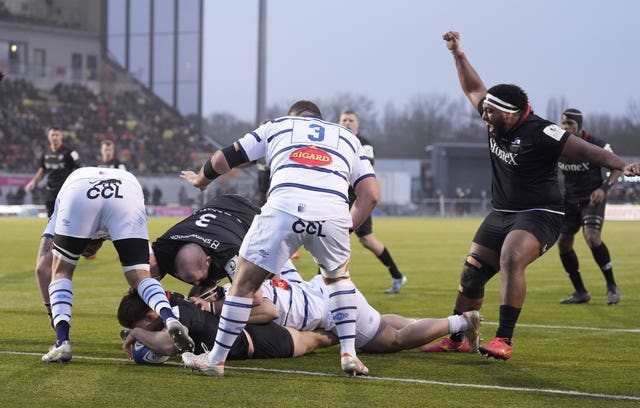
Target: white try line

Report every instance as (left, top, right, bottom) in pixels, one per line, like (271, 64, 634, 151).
(482, 321, 640, 333)
(2, 350, 639, 402)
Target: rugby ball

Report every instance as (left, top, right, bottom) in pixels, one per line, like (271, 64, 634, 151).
(132, 341, 170, 365)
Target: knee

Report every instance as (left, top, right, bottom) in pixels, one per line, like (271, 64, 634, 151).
(458, 253, 497, 299)
(319, 262, 349, 282)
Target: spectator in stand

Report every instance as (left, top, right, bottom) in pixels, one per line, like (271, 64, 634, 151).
(152, 185, 163, 206)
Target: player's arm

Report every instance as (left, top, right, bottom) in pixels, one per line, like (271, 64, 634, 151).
(123, 327, 177, 358)
(443, 31, 487, 109)
(562, 136, 627, 174)
(190, 295, 278, 323)
(180, 142, 249, 191)
(351, 176, 379, 231)
(25, 167, 45, 192)
(67, 149, 81, 169)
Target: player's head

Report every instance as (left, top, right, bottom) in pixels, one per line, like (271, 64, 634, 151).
(339, 110, 360, 134)
(117, 289, 162, 330)
(288, 100, 322, 118)
(100, 138, 116, 161)
(174, 243, 210, 285)
(561, 108, 583, 134)
(47, 126, 63, 149)
(482, 84, 529, 137)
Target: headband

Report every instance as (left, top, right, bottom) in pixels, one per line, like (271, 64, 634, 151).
(484, 93, 520, 113)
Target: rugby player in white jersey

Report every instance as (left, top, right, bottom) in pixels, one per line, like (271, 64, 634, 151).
(180, 100, 378, 376)
(41, 167, 194, 363)
(190, 272, 481, 355)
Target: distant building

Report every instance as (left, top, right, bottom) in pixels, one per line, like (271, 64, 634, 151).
(0, 0, 203, 120)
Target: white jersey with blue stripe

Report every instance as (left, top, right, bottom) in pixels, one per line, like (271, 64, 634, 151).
(237, 115, 375, 221)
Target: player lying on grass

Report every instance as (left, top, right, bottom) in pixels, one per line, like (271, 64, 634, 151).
(118, 289, 336, 362)
(186, 271, 482, 357)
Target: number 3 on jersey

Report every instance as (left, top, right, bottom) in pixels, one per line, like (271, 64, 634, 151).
(292, 121, 340, 148)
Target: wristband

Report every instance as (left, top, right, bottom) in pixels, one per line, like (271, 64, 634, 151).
(600, 181, 613, 193)
(202, 159, 220, 180)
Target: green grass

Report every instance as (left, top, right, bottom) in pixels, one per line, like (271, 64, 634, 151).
(1, 217, 639, 407)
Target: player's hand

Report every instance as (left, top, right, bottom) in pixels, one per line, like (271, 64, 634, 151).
(443, 31, 463, 56)
(180, 170, 207, 191)
(589, 188, 605, 205)
(624, 163, 640, 176)
(122, 331, 136, 359)
(188, 296, 214, 312)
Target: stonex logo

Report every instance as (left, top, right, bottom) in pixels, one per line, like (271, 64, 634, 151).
(289, 147, 332, 166)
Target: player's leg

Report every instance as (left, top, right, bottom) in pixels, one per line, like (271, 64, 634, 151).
(308, 217, 368, 375)
(35, 235, 54, 327)
(479, 211, 561, 360)
(42, 234, 88, 363)
(422, 244, 498, 353)
(583, 201, 619, 304)
(558, 201, 590, 303)
(185, 206, 293, 376)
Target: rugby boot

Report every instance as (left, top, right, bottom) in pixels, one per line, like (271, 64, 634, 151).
(341, 353, 369, 376)
(384, 275, 408, 294)
(463, 311, 482, 353)
(478, 337, 513, 360)
(42, 340, 72, 363)
(607, 285, 620, 305)
(560, 291, 590, 304)
(166, 317, 195, 353)
(421, 336, 470, 353)
(182, 352, 225, 376)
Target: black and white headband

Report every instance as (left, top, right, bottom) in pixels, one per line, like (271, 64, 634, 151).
(484, 93, 519, 113)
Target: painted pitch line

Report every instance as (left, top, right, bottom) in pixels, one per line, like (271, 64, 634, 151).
(480, 321, 640, 333)
(3, 350, 638, 401)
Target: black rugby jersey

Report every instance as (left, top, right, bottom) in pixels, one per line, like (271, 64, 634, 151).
(40, 145, 81, 192)
(168, 293, 249, 358)
(97, 158, 127, 170)
(478, 104, 570, 212)
(153, 194, 259, 285)
(558, 131, 608, 201)
(348, 133, 374, 204)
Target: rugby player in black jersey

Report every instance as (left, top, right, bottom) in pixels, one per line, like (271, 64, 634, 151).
(423, 31, 630, 360)
(151, 194, 259, 287)
(556, 109, 622, 305)
(117, 289, 335, 362)
(25, 126, 81, 217)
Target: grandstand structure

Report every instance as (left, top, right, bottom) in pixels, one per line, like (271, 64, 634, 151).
(0, 0, 260, 208)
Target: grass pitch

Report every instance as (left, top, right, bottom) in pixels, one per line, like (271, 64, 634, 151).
(1, 217, 639, 407)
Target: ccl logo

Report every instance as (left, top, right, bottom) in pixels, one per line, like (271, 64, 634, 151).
(292, 219, 326, 237)
(86, 179, 124, 199)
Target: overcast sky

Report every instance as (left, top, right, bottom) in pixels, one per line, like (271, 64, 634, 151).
(202, 0, 640, 124)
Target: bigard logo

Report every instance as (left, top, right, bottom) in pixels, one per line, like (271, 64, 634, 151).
(289, 147, 332, 166)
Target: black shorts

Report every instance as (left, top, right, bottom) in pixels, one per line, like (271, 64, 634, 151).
(354, 215, 373, 237)
(244, 322, 294, 359)
(473, 210, 563, 256)
(560, 198, 606, 235)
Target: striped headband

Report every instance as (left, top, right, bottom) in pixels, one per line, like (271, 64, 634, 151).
(484, 93, 520, 113)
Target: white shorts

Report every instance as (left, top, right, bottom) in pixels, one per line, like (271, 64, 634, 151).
(53, 169, 148, 241)
(239, 205, 351, 274)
